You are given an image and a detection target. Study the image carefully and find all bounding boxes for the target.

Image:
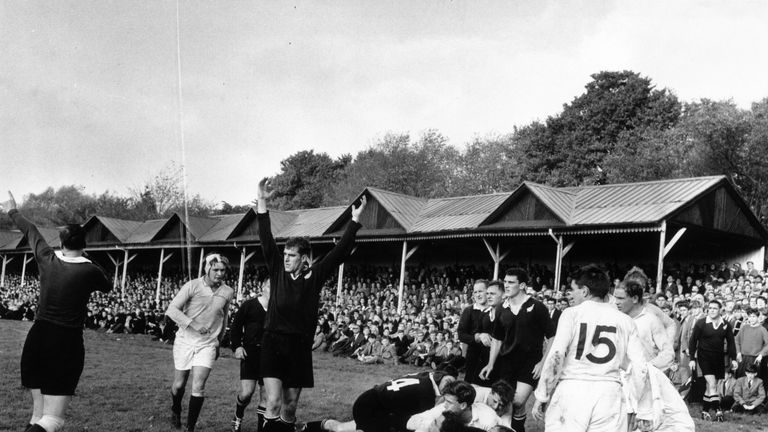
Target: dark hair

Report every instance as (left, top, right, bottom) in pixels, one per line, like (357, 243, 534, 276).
(442, 380, 476, 405)
(709, 300, 722, 309)
(285, 237, 311, 256)
(745, 362, 758, 374)
(487, 280, 503, 292)
(621, 280, 645, 303)
(746, 307, 759, 316)
(504, 268, 529, 284)
(490, 379, 515, 410)
(435, 363, 459, 380)
(60, 224, 86, 250)
(576, 264, 610, 299)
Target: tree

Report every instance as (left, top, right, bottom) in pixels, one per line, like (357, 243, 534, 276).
(268, 150, 350, 210)
(454, 134, 520, 195)
(515, 71, 682, 186)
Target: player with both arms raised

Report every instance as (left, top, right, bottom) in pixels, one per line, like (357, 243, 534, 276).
(256, 177, 367, 432)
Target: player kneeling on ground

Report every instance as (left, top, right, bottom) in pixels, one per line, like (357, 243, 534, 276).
(406, 380, 501, 432)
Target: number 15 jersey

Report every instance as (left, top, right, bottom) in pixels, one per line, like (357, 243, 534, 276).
(535, 300, 645, 400)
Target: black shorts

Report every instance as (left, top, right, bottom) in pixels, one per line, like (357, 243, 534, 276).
(352, 388, 399, 432)
(240, 345, 263, 382)
(21, 320, 85, 396)
(697, 351, 726, 379)
(260, 331, 314, 388)
(498, 354, 540, 387)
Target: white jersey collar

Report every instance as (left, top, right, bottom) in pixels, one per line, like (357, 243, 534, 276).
(55, 250, 91, 264)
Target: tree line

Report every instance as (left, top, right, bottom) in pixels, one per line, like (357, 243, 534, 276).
(5, 71, 767, 229)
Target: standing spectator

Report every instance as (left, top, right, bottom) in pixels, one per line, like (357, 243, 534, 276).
(457, 280, 490, 385)
(3, 192, 111, 432)
(734, 308, 768, 377)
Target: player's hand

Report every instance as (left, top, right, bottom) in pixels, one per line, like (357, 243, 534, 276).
(257, 177, 274, 201)
(234, 347, 247, 360)
(737, 353, 743, 363)
(756, 355, 763, 364)
(351, 195, 367, 222)
(531, 399, 546, 421)
(532, 359, 544, 380)
(477, 333, 492, 346)
(479, 365, 492, 380)
(731, 360, 739, 370)
(689, 360, 696, 371)
(636, 419, 653, 432)
(0, 191, 17, 213)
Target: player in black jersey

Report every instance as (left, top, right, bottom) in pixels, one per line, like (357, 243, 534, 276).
(230, 281, 270, 432)
(3, 192, 111, 432)
(458, 279, 490, 385)
(302, 369, 458, 432)
(256, 178, 367, 432)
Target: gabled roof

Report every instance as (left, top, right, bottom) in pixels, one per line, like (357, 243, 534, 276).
(0, 230, 23, 250)
(180, 214, 219, 240)
(564, 175, 724, 225)
(525, 183, 576, 223)
(366, 187, 428, 230)
(280, 207, 345, 238)
(409, 193, 509, 233)
(83, 216, 144, 243)
(198, 212, 251, 242)
(125, 219, 168, 243)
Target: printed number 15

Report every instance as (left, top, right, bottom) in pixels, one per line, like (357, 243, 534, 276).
(575, 324, 617, 364)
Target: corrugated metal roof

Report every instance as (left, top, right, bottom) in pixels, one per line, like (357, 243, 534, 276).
(181, 215, 219, 239)
(95, 216, 144, 242)
(410, 194, 509, 233)
(198, 213, 248, 242)
(367, 187, 428, 230)
(39, 227, 61, 248)
(0, 230, 23, 250)
(126, 219, 167, 243)
(567, 176, 724, 225)
(278, 206, 346, 238)
(525, 183, 576, 223)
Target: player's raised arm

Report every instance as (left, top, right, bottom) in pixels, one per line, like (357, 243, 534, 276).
(312, 195, 366, 281)
(256, 177, 273, 214)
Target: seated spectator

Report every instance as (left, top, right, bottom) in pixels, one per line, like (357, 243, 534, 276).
(732, 363, 765, 414)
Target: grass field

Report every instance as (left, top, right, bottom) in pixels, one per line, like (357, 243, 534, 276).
(1, 320, 767, 432)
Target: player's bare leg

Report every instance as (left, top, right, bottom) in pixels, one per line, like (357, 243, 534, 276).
(28, 389, 44, 428)
(171, 369, 191, 429)
(263, 378, 287, 432)
(702, 374, 721, 421)
(232, 379, 261, 432)
(511, 382, 534, 432)
(187, 366, 212, 431)
(27, 395, 70, 432)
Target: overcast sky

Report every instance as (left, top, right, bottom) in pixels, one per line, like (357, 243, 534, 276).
(2, 0, 767, 206)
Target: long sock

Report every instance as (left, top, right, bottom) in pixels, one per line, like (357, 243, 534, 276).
(187, 396, 204, 431)
(172, 388, 185, 413)
(511, 413, 526, 432)
(25, 426, 45, 432)
(302, 421, 325, 432)
(712, 395, 721, 411)
(262, 416, 280, 432)
(256, 405, 266, 432)
(279, 417, 295, 432)
(235, 395, 251, 419)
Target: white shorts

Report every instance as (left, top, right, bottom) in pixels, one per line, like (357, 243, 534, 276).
(545, 380, 627, 432)
(173, 339, 217, 370)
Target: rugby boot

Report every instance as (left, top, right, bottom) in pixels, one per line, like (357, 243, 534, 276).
(700, 410, 711, 421)
(232, 416, 243, 432)
(170, 409, 182, 429)
(715, 410, 724, 422)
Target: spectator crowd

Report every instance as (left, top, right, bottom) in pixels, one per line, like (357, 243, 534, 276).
(2, 259, 768, 418)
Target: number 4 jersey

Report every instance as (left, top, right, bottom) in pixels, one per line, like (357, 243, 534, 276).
(534, 300, 647, 402)
(371, 371, 442, 416)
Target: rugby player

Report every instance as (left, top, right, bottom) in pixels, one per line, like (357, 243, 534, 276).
(303, 369, 458, 432)
(166, 253, 235, 431)
(458, 279, 490, 384)
(256, 177, 366, 432)
(688, 299, 738, 421)
(623, 267, 678, 343)
(614, 279, 675, 371)
(472, 380, 516, 428)
(406, 380, 500, 432)
(531, 264, 650, 431)
(3, 192, 111, 432)
(473, 280, 505, 387)
(479, 269, 555, 432)
(229, 280, 270, 432)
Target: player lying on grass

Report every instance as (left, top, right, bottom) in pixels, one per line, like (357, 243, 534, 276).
(300, 368, 458, 432)
(406, 380, 500, 432)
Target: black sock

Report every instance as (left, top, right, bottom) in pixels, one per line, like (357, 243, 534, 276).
(26, 426, 45, 432)
(512, 413, 526, 432)
(256, 405, 266, 432)
(235, 395, 251, 419)
(279, 417, 295, 432)
(303, 421, 325, 432)
(262, 416, 280, 432)
(702, 399, 710, 412)
(187, 395, 204, 431)
(712, 396, 721, 411)
(172, 388, 185, 413)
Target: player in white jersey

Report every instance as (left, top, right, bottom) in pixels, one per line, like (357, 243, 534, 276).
(531, 264, 649, 432)
(166, 253, 236, 431)
(623, 267, 678, 343)
(614, 279, 675, 371)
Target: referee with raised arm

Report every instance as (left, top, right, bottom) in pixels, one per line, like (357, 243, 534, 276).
(2, 191, 111, 432)
(256, 177, 366, 432)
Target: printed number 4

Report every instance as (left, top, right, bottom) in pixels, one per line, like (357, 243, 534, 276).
(386, 378, 420, 391)
(575, 324, 617, 364)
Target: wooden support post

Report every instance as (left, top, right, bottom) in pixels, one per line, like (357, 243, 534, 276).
(156, 249, 174, 307)
(238, 247, 256, 301)
(107, 253, 121, 289)
(1, 255, 13, 288)
(21, 253, 33, 286)
(336, 246, 357, 306)
(397, 241, 420, 314)
(482, 238, 509, 280)
(121, 250, 137, 298)
(198, 247, 205, 277)
(656, 221, 667, 294)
